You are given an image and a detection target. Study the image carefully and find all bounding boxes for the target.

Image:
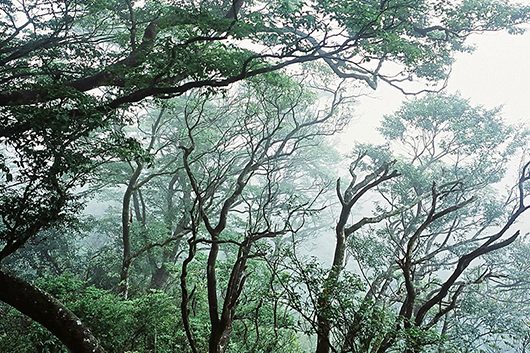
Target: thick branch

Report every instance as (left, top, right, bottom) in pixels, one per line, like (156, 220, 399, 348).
(414, 163, 530, 325)
(0, 269, 106, 353)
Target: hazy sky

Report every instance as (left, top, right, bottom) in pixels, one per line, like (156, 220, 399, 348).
(337, 25, 530, 151)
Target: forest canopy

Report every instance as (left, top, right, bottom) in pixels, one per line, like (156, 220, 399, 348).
(1, 1, 530, 353)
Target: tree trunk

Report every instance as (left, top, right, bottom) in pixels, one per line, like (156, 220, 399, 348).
(315, 226, 346, 353)
(209, 323, 232, 353)
(119, 185, 133, 298)
(119, 163, 143, 298)
(0, 269, 106, 353)
(149, 265, 170, 289)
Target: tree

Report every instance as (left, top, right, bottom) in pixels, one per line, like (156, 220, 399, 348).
(315, 155, 400, 353)
(346, 95, 530, 353)
(1, 0, 528, 109)
(62, 72, 348, 352)
(175, 74, 349, 353)
(276, 94, 530, 353)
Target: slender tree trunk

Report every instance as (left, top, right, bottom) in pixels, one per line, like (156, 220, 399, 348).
(181, 231, 198, 353)
(315, 227, 346, 353)
(207, 234, 222, 353)
(149, 170, 190, 290)
(148, 226, 186, 289)
(119, 185, 132, 298)
(119, 163, 143, 298)
(208, 241, 251, 353)
(315, 164, 399, 353)
(0, 269, 106, 353)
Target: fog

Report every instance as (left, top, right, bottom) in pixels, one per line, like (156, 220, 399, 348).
(2, 2, 530, 353)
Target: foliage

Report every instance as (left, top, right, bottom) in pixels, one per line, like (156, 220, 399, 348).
(1, 1, 530, 353)
(0, 275, 182, 353)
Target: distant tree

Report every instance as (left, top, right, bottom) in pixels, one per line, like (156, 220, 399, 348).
(58, 72, 348, 353)
(175, 74, 349, 353)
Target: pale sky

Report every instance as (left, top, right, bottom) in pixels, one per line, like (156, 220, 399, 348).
(337, 25, 530, 151)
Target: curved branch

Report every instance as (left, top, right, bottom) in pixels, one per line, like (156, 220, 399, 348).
(0, 269, 106, 353)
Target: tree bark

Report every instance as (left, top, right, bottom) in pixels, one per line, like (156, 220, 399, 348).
(149, 265, 170, 289)
(315, 226, 345, 353)
(0, 269, 106, 353)
(119, 162, 143, 298)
